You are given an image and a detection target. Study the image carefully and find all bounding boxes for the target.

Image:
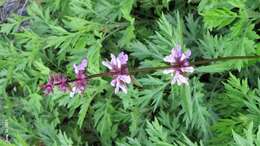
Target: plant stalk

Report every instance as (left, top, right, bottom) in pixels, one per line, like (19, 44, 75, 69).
(88, 55, 260, 79)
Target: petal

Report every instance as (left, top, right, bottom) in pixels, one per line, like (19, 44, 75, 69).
(183, 61, 190, 66)
(112, 76, 129, 94)
(180, 54, 186, 62)
(73, 59, 88, 74)
(70, 87, 76, 97)
(163, 55, 176, 63)
(163, 69, 175, 74)
(78, 59, 88, 70)
(171, 76, 177, 85)
(175, 48, 183, 58)
(116, 80, 127, 94)
(110, 54, 117, 66)
(171, 49, 182, 59)
(118, 52, 128, 65)
(111, 79, 117, 86)
(73, 64, 79, 74)
(70, 92, 75, 97)
(119, 75, 131, 84)
(175, 44, 181, 50)
(102, 61, 113, 70)
(116, 58, 121, 69)
(181, 66, 194, 73)
(185, 49, 191, 58)
(119, 84, 127, 93)
(114, 84, 120, 94)
(171, 48, 178, 56)
(174, 73, 188, 85)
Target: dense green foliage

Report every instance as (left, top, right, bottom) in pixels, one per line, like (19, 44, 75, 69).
(0, 0, 260, 145)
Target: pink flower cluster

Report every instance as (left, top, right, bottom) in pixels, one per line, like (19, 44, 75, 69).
(70, 59, 88, 97)
(41, 59, 88, 96)
(41, 45, 194, 96)
(41, 73, 68, 96)
(102, 52, 131, 93)
(163, 45, 194, 85)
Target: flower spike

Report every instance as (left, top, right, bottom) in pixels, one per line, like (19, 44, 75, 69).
(163, 45, 194, 85)
(70, 59, 88, 97)
(41, 73, 69, 95)
(53, 73, 69, 92)
(102, 52, 131, 94)
(41, 76, 54, 96)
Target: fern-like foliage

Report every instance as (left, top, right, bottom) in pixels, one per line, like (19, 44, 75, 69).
(232, 122, 260, 146)
(0, 0, 259, 145)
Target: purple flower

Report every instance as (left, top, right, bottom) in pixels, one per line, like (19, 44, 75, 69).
(73, 59, 88, 74)
(53, 74, 68, 92)
(41, 74, 69, 95)
(70, 59, 88, 97)
(163, 45, 194, 85)
(102, 52, 131, 94)
(41, 77, 54, 96)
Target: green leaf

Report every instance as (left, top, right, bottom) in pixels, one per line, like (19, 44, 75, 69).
(146, 118, 171, 145)
(57, 131, 73, 146)
(69, 0, 94, 17)
(228, 0, 246, 9)
(232, 122, 260, 146)
(120, 0, 134, 23)
(130, 41, 153, 60)
(119, 25, 135, 47)
(12, 134, 30, 146)
(77, 95, 95, 128)
(23, 94, 43, 116)
(138, 77, 168, 111)
(87, 41, 102, 73)
(177, 134, 204, 146)
(196, 63, 233, 73)
(201, 8, 237, 29)
(93, 99, 116, 145)
(180, 85, 193, 120)
(33, 60, 50, 76)
(0, 140, 15, 146)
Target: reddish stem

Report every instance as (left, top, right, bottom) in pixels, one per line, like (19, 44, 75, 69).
(88, 55, 260, 79)
(49, 55, 260, 84)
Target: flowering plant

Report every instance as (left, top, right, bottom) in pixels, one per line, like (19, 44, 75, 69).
(1, 1, 260, 146)
(42, 45, 197, 96)
(102, 52, 131, 93)
(163, 45, 194, 85)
